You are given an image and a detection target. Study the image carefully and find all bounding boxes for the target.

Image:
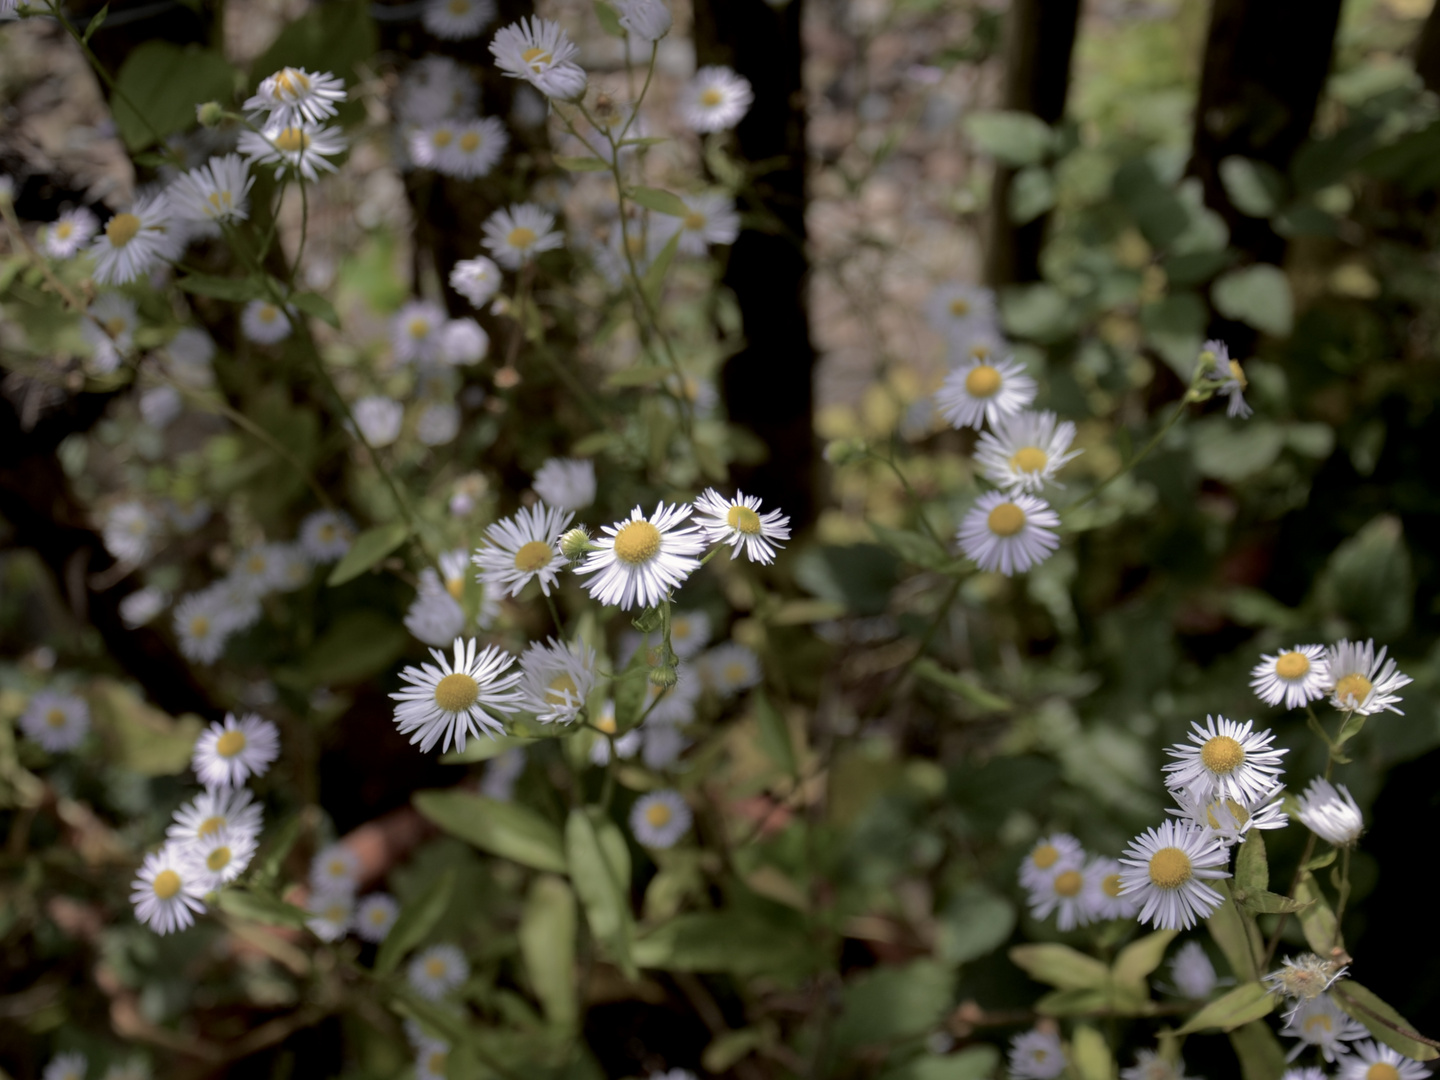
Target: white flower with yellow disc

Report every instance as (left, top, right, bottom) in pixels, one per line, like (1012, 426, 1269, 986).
(389, 637, 522, 753)
(575, 503, 705, 610)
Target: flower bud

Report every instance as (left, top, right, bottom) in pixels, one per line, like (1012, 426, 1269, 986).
(559, 526, 594, 562)
(616, 0, 672, 42)
(196, 102, 225, 128)
(648, 663, 678, 689)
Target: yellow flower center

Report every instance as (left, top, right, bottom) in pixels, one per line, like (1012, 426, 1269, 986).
(275, 68, 311, 97)
(1009, 446, 1048, 473)
(964, 364, 1002, 398)
(514, 540, 554, 573)
(645, 802, 673, 827)
(1368, 1065, 1401, 1080)
(106, 213, 141, 248)
(683, 211, 708, 230)
(1031, 843, 1059, 870)
(199, 815, 226, 837)
(206, 846, 233, 872)
(431, 129, 453, 149)
(369, 906, 389, 924)
(596, 714, 617, 734)
(1102, 873, 1123, 898)
(434, 672, 480, 712)
(445, 576, 465, 600)
(216, 730, 247, 758)
(428, 1051, 448, 1075)
(448, 0, 469, 12)
(247, 554, 267, 574)
(1275, 651, 1310, 680)
(207, 190, 233, 215)
(409, 318, 431, 339)
(328, 858, 348, 878)
(987, 502, 1026, 537)
(1334, 673, 1373, 707)
(725, 662, 748, 684)
(521, 46, 553, 69)
(727, 505, 762, 535)
(152, 869, 181, 899)
(1204, 799, 1250, 830)
(948, 297, 970, 316)
(274, 127, 310, 154)
(318, 523, 336, 541)
(1200, 735, 1245, 774)
(1227, 359, 1248, 388)
(1304, 1013, 1333, 1035)
(700, 87, 724, 107)
(613, 520, 661, 565)
(1053, 869, 1083, 897)
(425, 957, 448, 978)
(969, 343, 993, 361)
(258, 304, 279, 323)
(190, 615, 211, 637)
(45, 708, 68, 728)
(104, 316, 129, 337)
(1147, 846, 1192, 890)
(459, 131, 481, 153)
(56, 222, 75, 239)
(507, 226, 537, 249)
(546, 673, 580, 706)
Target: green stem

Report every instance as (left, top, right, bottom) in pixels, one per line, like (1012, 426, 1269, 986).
(52, 5, 166, 149)
(1064, 396, 1191, 519)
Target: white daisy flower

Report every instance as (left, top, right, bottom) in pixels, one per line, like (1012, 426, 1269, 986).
(1027, 859, 1090, 931)
(408, 121, 462, 172)
(1324, 638, 1411, 716)
(1295, 778, 1364, 847)
(417, 402, 460, 447)
(351, 395, 404, 448)
(82, 293, 139, 375)
(589, 702, 643, 765)
(1079, 855, 1138, 922)
(1007, 1028, 1065, 1080)
(641, 721, 690, 769)
(693, 488, 791, 565)
(423, 0, 496, 38)
(616, 0, 671, 41)
(1202, 339, 1252, 420)
(480, 746, 526, 801)
(642, 669, 703, 726)
(271, 543, 312, 592)
(1280, 1069, 1328, 1080)
(405, 570, 468, 647)
(167, 786, 263, 846)
(300, 509, 355, 563)
(482, 203, 564, 269)
(1168, 941, 1219, 999)
(238, 122, 347, 182)
(240, 299, 295, 345)
(576, 503, 706, 610)
(408, 943, 470, 999)
(41, 1052, 88, 1080)
(131, 844, 208, 935)
(956, 491, 1060, 576)
(680, 66, 754, 132)
(394, 56, 477, 126)
(1281, 993, 1367, 1063)
(414, 1038, 452, 1080)
(1120, 1050, 1198, 1080)
(120, 586, 168, 629)
(438, 318, 489, 366)
(167, 154, 254, 225)
(666, 191, 739, 256)
(1020, 833, 1084, 892)
(450, 255, 502, 308)
(244, 67, 347, 128)
(489, 17, 587, 101)
(925, 282, 998, 343)
(532, 457, 596, 510)
(165, 327, 216, 388)
(630, 789, 692, 848)
(1338, 1041, 1428, 1080)
(390, 638, 523, 753)
(306, 890, 355, 942)
(354, 893, 400, 942)
(667, 610, 712, 660)
(43, 206, 99, 259)
(698, 641, 760, 697)
(19, 691, 90, 753)
(392, 299, 448, 365)
(310, 842, 361, 895)
(101, 499, 157, 564)
(181, 825, 258, 890)
(973, 410, 1081, 493)
(519, 637, 597, 724)
(139, 385, 183, 429)
(231, 542, 290, 597)
(439, 117, 508, 179)
(1118, 819, 1231, 931)
(472, 501, 574, 598)
(935, 352, 1036, 430)
(191, 712, 281, 788)
(173, 589, 233, 664)
(1251, 644, 1329, 709)
(1162, 715, 1288, 806)
(89, 192, 174, 285)
(1166, 781, 1288, 846)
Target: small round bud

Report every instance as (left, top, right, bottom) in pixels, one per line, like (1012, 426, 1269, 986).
(559, 527, 594, 562)
(196, 102, 224, 128)
(648, 664, 678, 689)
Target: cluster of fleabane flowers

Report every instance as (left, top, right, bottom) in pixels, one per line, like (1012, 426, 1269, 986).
(303, 837, 402, 947)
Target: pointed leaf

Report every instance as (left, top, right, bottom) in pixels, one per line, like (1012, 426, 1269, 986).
(1228, 1020, 1288, 1080)
(754, 691, 797, 774)
(83, 5, 109, 44)
(375, 868, 454, 975)
(327, 522, 409, 586)
(1113, 929, 1178, 992)
(1332, 981, 1440, 1062)
(178, 273, 270, 303)
(292, 291, 340, 329)
(415, 790, 567, 873)
(519, 876, 578, 1029)
(593, 0, 624, 36)
(1295, 873, 1342, 957)
(1234, 832, 1269, 899)
(1206, 880, 1262, 982)
(565, 808, 635, 975)
(1071, 1024, 1116, 1080)
(629, 186, 690, 217)
(215, 888, 309, 929)
(1239, 889, 1312, 915)
(1175, 982, 1275, 1034)
(1009, 943, 1110, 991)
(642, 229, 681, 306)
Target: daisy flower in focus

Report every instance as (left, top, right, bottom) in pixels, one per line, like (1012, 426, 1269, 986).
(925, 282, 997, 343)
(1280, 993, 1366, 1063)
(1007, 1029, 1064, 1080)
(482, 203, 564, 268)
(694, 489, 791, 565)
(973, 410, 1081, 493)
(19, 691, 90, 752)
(244, 67, 346, 127)
(167, 154, 254, 225)
(408, 943, 470, 999)
(389, 637, 523, 753)
(489, 17, 587, 101)
(1295, 778, 1364, 847)
(630, 789, 692, 848)
(239, 122, 346, 182)
(518, 637, 597, 724)
(89, 192, 173, 285)
(423, 0, 496, 39)
(167, 786, 263, 846)
(956, 491, 1059, 576)
(935, 352, 1036, 430)
(192, 712, 280, 788)
(392, 299, 447, 365)
(472, 501, 574, 597)
(1163, 715, 1287, 805)
(532, 457, 596, 510)
(43, 206, 99, 258)
(1168, 941, 1219, 1000)
(680, 66, 753, 132)
(182, 826, 258, 890)
(450, 255, 502, 307)
(354, 893, 399, 942)
(1250, 644, 1328, 709)
(1338, 1041, 1428, 1080)
(131, 844, 208, 934)
(1324, 638, 1411, 716)
(240, 299, 294, 345)
(1118, 819, 1230, 931)
(575, 503, 705, 610)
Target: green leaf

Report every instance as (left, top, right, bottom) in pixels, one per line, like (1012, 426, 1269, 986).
(1218, 157, 1284, 217)
(1071, 1025, 1116, 1080)
(593, 0, 625, 36)
(251, 0, 377, 86)
(1009, 165, 1056, 225)
(215, 888, 309, 929)
(1207, 880, 1261, 982)
(1009, 943, 1110, 991)
(1239, 890, 1312, 915)
(1234, 832, 1269, 898)
(1035, 988, 1115, 1017)
(936, 885, 1014, 965)
(632, 910, 816, 978)
(1175, 982, 1275, 1034)
(375, 869, 455, 975)
(298, 611, 408, 687)
(555, 156, 610, 172)
(178, 273, 269, 303)
(641, 229, 682, 307)
(415, 791, 567, 873)
(629, 186, 690, 217)
(1000, 282, 1075, 343)
(1112, 929, 1177, 993)
(833, 959, 954, 1055)
(1302, 848, 1338, 873)
(703, 1027, 773, 1074)
(1295, 873, 1341, 956)
(292, 291, 339, 329)
(880, 1048, 999, 1080)
(327, 523, 409, 586)
(82, 4, 109, 44)
(963, 110, 1055, 166)
(519, 876, 578, 1029)
(111, 43, 236, 151)
(611, 646, 651, 732)
(912, 659, 1013, 714)
(792, 543, 900, 616)
(868, 521, 960, 574)
(754, 691, 797, 774)
(89, 679, 202, 776)
(247, 813, 303, 891)
(1191, 418, 1286, 482)
(1212, 265, 1294, 337)
(1319, 514, 1412, 642)
(1332, 981, 1440, 1062)
(565, 808, 635, 976)
(1228, 1020, 1288, 1080)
